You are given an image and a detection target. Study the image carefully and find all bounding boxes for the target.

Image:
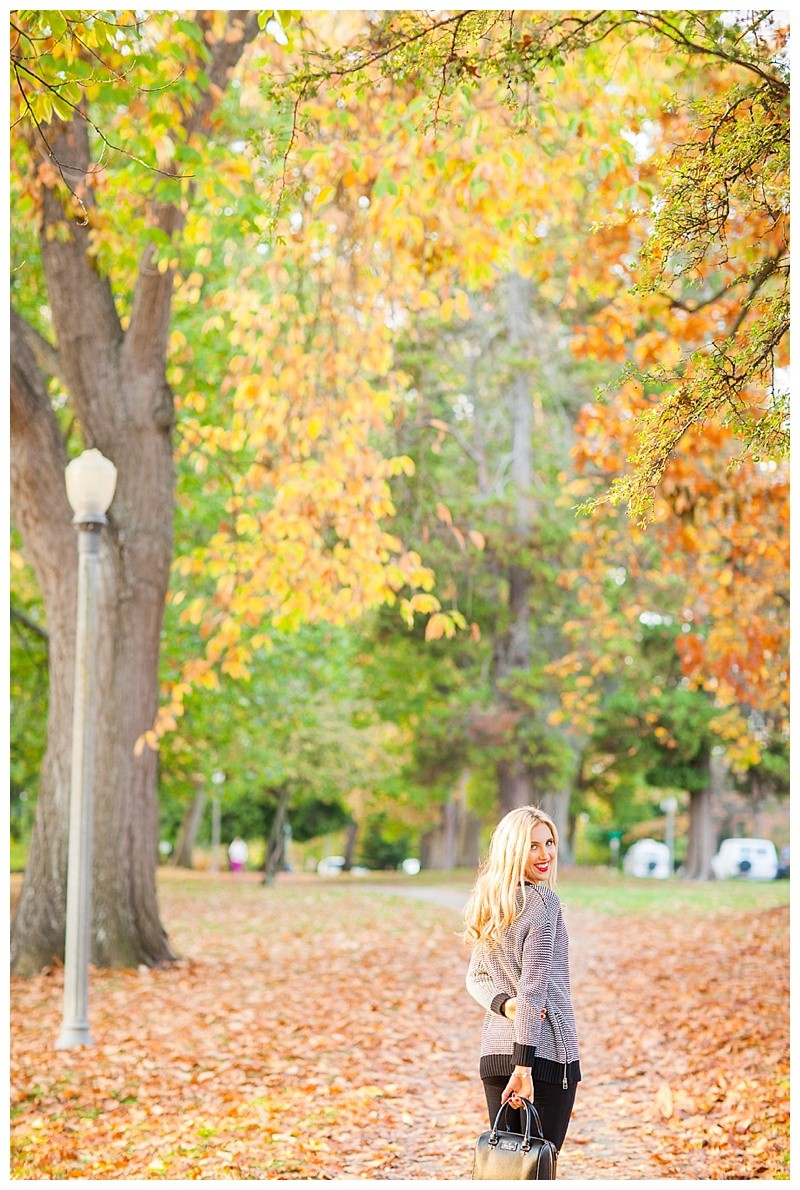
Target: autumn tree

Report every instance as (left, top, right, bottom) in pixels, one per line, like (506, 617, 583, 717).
(9, 10, 439, 974)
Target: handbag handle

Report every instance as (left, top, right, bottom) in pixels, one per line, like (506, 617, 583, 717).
(489, 1096, 545, 1149)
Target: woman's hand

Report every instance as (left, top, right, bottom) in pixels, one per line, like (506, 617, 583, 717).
(501, 1067, 533, 1109)
(504, 998, 547, 1023)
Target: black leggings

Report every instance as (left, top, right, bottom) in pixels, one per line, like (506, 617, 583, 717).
(482, 1075, 576, 1153)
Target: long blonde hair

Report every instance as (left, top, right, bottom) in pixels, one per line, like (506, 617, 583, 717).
(463, 806, 559, 946)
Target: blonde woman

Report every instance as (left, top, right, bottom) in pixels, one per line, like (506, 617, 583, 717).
(464, 806, 581, 1156)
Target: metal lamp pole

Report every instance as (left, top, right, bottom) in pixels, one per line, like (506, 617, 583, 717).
(210, 770, 225, 873)
(56, 449, 117, 1050)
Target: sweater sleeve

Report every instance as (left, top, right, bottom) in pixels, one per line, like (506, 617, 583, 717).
(512, 902, 557, 1067)
(466, 944, 510, 1015)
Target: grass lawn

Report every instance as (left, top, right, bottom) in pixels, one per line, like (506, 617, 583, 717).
(320, 862, 791, 915)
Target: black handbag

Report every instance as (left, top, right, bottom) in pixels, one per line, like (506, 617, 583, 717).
(472, 1097, 558, 1180)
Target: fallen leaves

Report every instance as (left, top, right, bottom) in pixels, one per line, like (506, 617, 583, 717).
(9, 872, 790, 1179)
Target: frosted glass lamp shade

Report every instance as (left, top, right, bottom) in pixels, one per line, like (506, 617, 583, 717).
(65, 449, 117, 522)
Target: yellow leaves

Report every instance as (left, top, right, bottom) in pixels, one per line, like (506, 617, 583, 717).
(314, 186, 336, 209)
(133, 729, 159, 757)
(416, 290, 438, 310)
(399, 592, 441, 626)
(382, 455, 415, 477)
(179, 599, 206, 627)
(424, 610, 467, 641)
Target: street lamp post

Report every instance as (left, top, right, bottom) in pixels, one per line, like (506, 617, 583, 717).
(210, 770, 225, 873)
(56, 449, 117, 1050)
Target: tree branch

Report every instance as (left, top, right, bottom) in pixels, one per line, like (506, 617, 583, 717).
(629, 11, 789, 94)
(727, 255, 786, 337)
(11, 606, 50, 643)
(10, 308, 76, 588)
(35, 111, 125, 437)
(124, 11, 261, 373)
(14, 319, 64, 386)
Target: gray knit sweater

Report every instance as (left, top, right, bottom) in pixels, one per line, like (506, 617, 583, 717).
(466, 882, 581, 1086)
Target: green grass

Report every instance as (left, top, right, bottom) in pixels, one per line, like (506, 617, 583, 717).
(555, 866, 790, 916)
(299, 864, 791, 918)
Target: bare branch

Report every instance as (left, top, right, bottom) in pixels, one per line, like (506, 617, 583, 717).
(14, 319, 64, 386)
(11, 606, 50, 643)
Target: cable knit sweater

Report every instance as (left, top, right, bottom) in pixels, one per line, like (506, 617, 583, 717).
(466, 882, 581, 1086)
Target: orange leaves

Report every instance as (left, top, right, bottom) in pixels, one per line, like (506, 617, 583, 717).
(424, 610, 467, 642)
(9, 874, 789, 1180)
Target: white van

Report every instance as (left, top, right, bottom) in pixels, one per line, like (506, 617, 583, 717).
(623, 838, 671, 879)
(711, 838, 778, 881)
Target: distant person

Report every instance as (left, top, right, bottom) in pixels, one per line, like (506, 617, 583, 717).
(228, 836, 249, 874)
(464, 806, 581, 1166)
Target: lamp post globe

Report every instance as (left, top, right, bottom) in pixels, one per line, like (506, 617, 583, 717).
(56, 448, 117, 1050)
(65, 447, 117, 524)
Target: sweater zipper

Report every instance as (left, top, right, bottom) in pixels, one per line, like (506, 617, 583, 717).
(550, 1006, 569, 1090)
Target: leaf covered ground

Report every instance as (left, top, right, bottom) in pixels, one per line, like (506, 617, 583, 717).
(10, 870, 789, 1179)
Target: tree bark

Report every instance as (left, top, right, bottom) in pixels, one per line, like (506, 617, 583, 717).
(683, 749, 723, 880)
(342, 821, 359, 871)
(263, 788, 291, 885)
(169, 791, 207, 869)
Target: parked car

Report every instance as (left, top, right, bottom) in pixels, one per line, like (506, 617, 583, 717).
(623, 838, 671, 879)
(317, 855, 346, 876)
(711, 837, 778, 881)
(776, 846, 790, 879)
(316, 856, 370, 876)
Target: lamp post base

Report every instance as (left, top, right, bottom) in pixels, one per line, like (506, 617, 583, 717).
(55, 1023, 93, 1050)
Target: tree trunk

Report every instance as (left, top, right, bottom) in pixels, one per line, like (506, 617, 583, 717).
(497, 758, 534, 815)
(263, 788, 291, 885)
(342, 821, 359, 871)
(169, 791, 207, 869)
(684, 750, 723, 880)
(539, 789, 574, 865)
(420, 775, 483, 869)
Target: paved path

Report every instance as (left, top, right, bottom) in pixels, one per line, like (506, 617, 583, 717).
(372, 882, 670, 1179)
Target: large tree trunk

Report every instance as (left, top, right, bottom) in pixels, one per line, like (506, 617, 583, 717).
(684, 750, 723, 880)
(10, 299, 177, 973)
(9, 16, 260, 976)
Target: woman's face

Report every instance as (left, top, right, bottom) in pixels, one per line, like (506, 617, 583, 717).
(525, 821, 556, 882)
